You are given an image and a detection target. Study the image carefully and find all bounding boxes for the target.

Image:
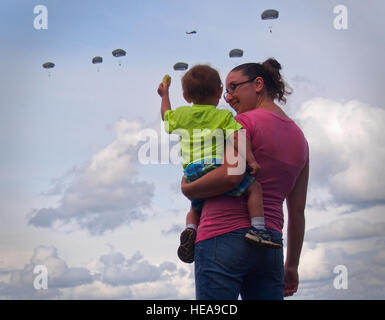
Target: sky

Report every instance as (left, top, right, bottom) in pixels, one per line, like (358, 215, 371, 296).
(0, 0, 384, 299)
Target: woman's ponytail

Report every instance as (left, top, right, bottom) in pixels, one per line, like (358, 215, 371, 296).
(262, 58, 292, 104)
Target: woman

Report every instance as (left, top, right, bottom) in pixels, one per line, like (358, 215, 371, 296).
(181, 58, 309, 300)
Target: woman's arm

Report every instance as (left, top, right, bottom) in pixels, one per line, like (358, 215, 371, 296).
(181, 150, 245, 200)
(284, 161, 309, 297)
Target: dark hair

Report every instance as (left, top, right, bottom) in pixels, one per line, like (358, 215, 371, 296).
(182, 65, 222, 104)
(231, 58, 292, 104)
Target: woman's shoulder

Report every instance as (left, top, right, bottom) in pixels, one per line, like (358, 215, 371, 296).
(238, 108, 295, 125)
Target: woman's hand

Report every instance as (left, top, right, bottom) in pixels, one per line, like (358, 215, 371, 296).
(284, 266, 299, 297)
(247, 160, 261, 176)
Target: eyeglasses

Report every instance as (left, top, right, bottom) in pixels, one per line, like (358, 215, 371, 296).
(223, 76, 257, 100)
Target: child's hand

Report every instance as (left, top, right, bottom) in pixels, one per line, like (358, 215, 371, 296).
(247, 161, 261, 176)
(157, 75, 171, 97)
(157, 83, 169, 97)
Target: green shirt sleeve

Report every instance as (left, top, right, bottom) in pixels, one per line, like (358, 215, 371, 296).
(222, 111, 243, 139)
(163, 109, 176, 133)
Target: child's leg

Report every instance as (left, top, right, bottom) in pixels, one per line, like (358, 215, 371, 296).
(178, 206, 200, 264)
(244, 181, 282, 248)
(185, 207, 200, 231)
(245, 181, 266, 230)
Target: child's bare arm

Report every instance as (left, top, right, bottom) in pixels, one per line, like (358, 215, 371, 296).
(160, 95, 171, 120)
(158, 75, 172, 120)
(231, 130, 260, 175)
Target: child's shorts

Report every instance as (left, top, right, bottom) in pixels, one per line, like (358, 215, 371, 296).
(184, 159, 255, 212)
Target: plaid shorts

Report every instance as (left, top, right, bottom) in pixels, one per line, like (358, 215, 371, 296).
(184, 159, 255, 211)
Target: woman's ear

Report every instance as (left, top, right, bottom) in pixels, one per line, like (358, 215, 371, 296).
(254, 76, 264, 93)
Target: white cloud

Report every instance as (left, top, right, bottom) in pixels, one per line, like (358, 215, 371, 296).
(306, 217, 385, 243)
(292, 242, 385, 299)
(27, 119, 155, 235)
(0, 245, 193, 300)
(64, 281, 133, 300)
(298, 244, 331, 282)
(373, 250, 385, 265)
(295, 98, 385, 208)
(99, 250, 177, 286)
(0, 245, 93, 299)
(130, 282, 180, 300)
(162, 223, 184, 236)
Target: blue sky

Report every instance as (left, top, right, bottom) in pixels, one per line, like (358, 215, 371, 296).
(0, 0, 384, 299)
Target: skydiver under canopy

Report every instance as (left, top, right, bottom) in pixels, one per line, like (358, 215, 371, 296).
(261, 9, 279, 33)
(92, 56, 103, 72)
(112, 49, 126, 66)
(42, 62, 55, 78)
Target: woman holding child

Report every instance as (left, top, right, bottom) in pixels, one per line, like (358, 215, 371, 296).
(180, 58, 309, 300)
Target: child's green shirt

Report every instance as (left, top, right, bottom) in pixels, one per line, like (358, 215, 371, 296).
(164, 104, 242, 168)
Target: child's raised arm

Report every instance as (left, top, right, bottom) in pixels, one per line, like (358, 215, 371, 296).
(158, 75, 172, 120)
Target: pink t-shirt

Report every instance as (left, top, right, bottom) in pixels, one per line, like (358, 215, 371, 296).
(196, 109, 309, 242)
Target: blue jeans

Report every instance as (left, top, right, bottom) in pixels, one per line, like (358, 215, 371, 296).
(194, 228, 284, 300)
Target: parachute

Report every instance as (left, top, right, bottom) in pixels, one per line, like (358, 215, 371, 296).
(42, 62, 55, 69)
(92, 56, 103, 72)
(112, 49, 126, 57)
(42, 62, 55, 78)
(261, 9, 279, 20)
(229, 49, 243, 58)
(112, 49, 126, 66)
(92, 56, 103, 64)
(173, 62, 188, 71)
(261, 9, 279, 33)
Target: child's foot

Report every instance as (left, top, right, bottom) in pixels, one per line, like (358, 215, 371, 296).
(177, 228, 196, 263)
(245, 228, 282, 248)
